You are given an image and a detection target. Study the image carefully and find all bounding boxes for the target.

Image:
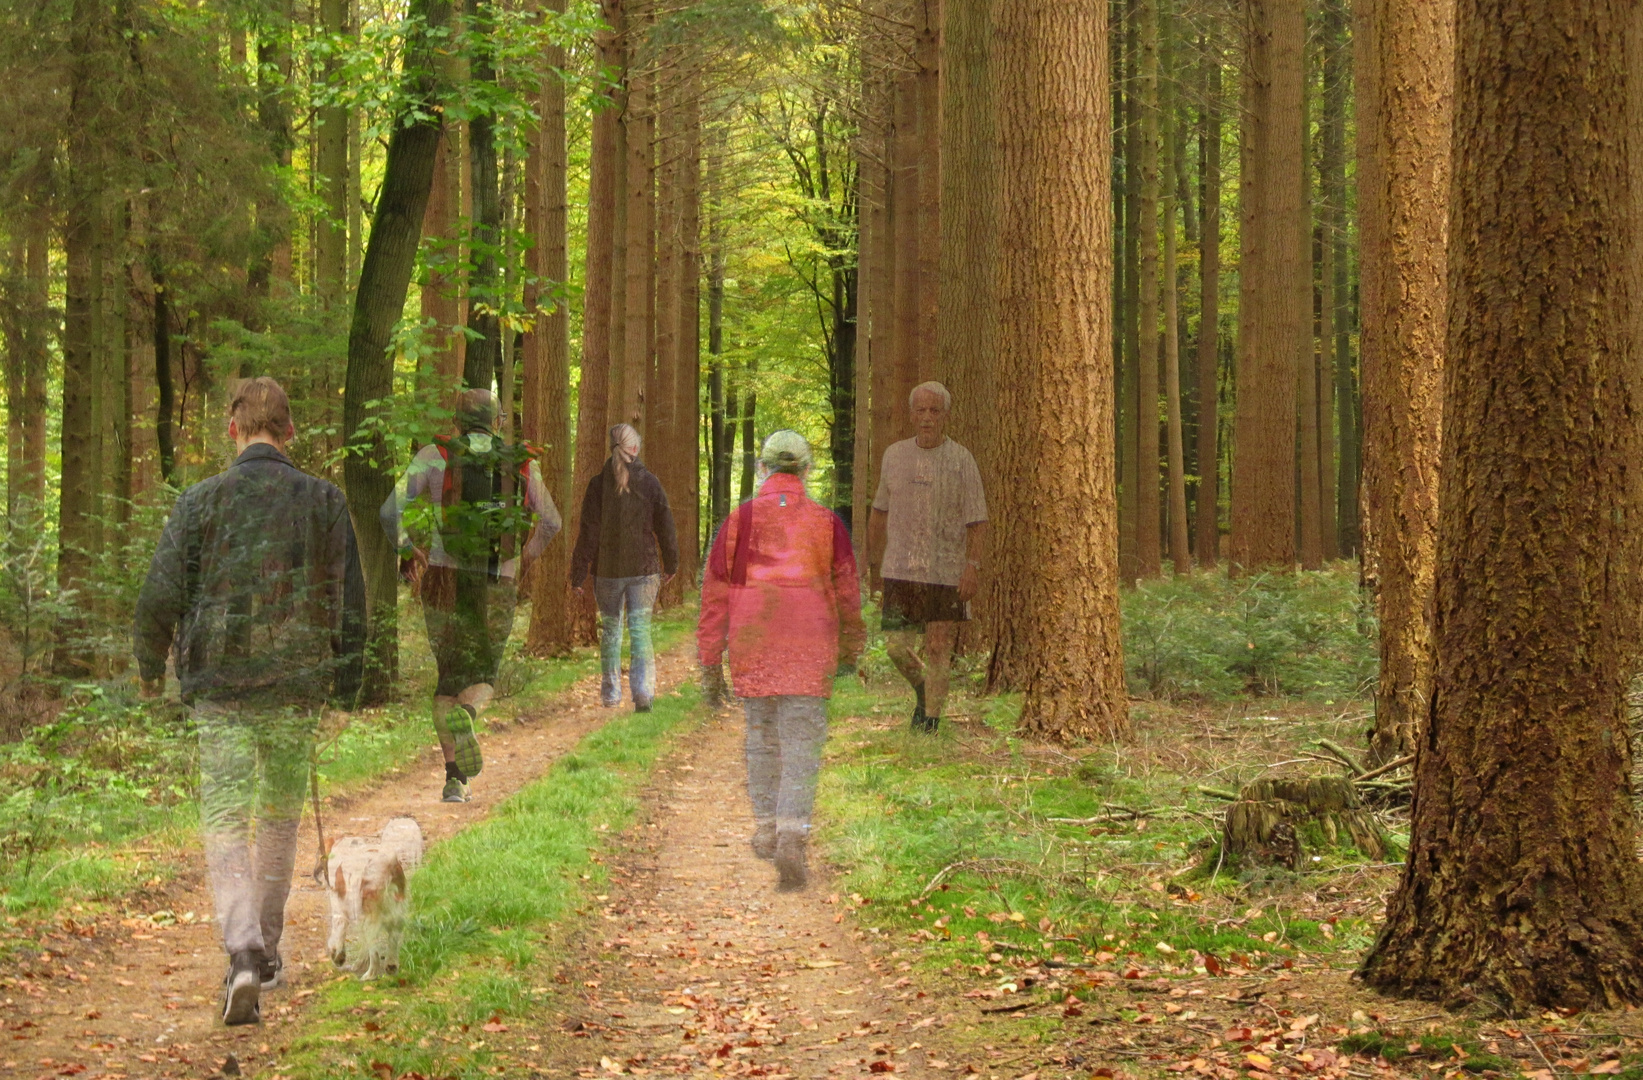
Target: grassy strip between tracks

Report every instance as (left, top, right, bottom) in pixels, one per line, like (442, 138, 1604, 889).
(267, 675, 705, 1080)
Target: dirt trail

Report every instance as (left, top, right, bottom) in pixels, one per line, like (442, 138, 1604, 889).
(0, 648, 696, 1080)
(529, 705, 965, 1080)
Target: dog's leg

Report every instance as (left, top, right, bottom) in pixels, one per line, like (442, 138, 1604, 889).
(327, 864, 349, 967)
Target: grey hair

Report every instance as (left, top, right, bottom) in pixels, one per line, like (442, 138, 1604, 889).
(909, 381, 952, 411)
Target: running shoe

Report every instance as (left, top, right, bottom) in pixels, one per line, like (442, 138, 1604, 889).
(442, 775, 470, 803)
(221, 951, 262, 1026)
(446, 703, 483, 778)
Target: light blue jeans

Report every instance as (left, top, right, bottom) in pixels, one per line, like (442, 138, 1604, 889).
(594, 574, 660, 707)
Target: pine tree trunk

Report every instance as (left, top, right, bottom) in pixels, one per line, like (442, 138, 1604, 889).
(706, 140, 729, 529)
(673, 87, 703, 585)
(341, 0, 450, 703)
(1118, 0, 1141, 586)
(1358, 0, 1643, 1009)
(856, 55, 892, 548)
(421, 127, 464, 385)
(620, 1, 653, 432)
(1228, 0, 1305, 572)
(989, 0, 1127, 741)
(882, 68, 920, 458)
(1357, 0, 1449, 765)
(915, 0, 941, 385)
(316, 0, 349, 306)
(1194, 46, 1221, 568)
(4, 206, 50, 516)
(463, 0, 502, 393)
(1135, 0, 1162, 580)
(1163, 151, 1190, 576)
(523, 0, 571, 657)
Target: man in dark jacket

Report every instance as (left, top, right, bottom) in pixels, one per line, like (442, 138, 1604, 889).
(570, 424, 678, 710)
(134, 377, 365, 1027)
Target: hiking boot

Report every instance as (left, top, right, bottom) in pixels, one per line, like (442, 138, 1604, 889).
(441, 776, 470, 803)
(635, 699, 653, 713)
(751, 821, 777, 861)
(910, 703, 928, 732)
(221, 950, 263, 1026)
(445, 703, 483, 778)
(774, 830, 809, 892)
(921, 714, 941, 734)
(258, 952, 282, 991)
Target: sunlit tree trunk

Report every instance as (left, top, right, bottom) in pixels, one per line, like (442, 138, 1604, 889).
(316, 0, 348, 306)
(619, 0, 653, 432)
(1163, 115, 1190, 576)
(1135, 0, 1162, 580)
(989, 0, 1127, 740)
(1359, 0, 1643, 1009)
(1118, 0, 1141, 586)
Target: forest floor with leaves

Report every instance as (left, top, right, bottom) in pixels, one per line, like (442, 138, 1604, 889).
(9, 626, 1643, 1080)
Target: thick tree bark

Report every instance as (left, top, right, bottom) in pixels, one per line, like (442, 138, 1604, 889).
(914, 0, 940, 385)
(619, 0, 653, 432)
(1358, 0, 1643, 1010)
(1356, 0, 1449, 765)
(1194, 47, 1221, 568)
(4, 209, 50, 516)
(1228, 0, 1305, 572)
(341, 0, 450, 703)
(882, 68, 920, 458)
(1163, 141, 1190, 576)
(523, 0, 571, 657)
(989, 0, 1127, 741)
(855, 58, 891, 546)
(673, 88, 703, 586)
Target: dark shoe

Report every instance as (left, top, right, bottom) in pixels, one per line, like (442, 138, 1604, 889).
(923, 714, 941, 734)
(910, 703, 927, 732)
(258, 952, 282, 991)
(635, 700, 653, 713)
(775, 830, 809, 892)
(751, 821, 777, 861)
(222, 950, 263, 1025)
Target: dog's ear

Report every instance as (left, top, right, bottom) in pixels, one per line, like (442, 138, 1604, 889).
(324, 835, 337, 856)
(333, 865, 347, 898)
(389, 858, 408, 898)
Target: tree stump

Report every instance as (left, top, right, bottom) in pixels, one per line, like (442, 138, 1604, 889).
(1221, 777, 1388, 869)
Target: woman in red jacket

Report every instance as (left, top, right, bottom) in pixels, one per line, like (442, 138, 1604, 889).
(698, 431, 864, 891)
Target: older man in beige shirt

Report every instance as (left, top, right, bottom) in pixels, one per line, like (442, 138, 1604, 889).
(866, 381, 988, 733)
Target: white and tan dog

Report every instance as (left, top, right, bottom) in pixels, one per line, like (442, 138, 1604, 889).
(325, 816, 423, 979)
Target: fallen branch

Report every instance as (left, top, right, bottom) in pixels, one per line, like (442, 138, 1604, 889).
(1315, 739, 1365, 776)
(1198, 785, 1241, 801)
(1355, 754, 1416, 783)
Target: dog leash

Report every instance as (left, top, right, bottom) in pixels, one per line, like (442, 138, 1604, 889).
(310, 747, 329, 887)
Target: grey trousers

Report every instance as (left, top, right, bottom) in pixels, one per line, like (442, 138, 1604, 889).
(743, 695, 828, 835)
(197, 704, 317, 958)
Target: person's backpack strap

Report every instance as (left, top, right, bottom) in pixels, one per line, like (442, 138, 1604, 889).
(730, 497, 755, 586)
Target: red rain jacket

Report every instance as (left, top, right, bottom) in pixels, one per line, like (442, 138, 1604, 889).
(698, 472, 865, 699)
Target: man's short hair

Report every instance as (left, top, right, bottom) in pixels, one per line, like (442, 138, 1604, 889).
(229, 377, 292, 440)
(456, 388, 499, 431)
(909, 381, 952, 411)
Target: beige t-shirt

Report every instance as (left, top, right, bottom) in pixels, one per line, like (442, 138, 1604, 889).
(872, 436, 988, 587)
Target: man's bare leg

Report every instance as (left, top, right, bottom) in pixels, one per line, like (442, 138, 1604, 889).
(885, 629, 928, 724)
(923, 621, 958, 727)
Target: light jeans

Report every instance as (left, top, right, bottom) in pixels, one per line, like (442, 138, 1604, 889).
(196, 703, 318, 958)
(743, 695, 829, 835)
(594, 574, 660, 707)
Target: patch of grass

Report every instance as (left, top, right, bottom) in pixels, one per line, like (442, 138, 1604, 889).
(1337, 1031, 1514, 1073)
(815, 671, 1385, 982)
(277, 677, 704, 1080)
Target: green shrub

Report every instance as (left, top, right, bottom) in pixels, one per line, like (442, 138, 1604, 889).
(1122, 566, 1377, 701)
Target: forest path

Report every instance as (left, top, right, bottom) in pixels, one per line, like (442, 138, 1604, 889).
(0, 645, 700, 1080)
(524, 703, 963, 1080)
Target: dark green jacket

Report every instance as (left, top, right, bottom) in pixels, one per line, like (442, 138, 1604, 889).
(133, 444, 366, 706)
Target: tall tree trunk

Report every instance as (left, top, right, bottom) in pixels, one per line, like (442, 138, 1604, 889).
(1194, 44, 1221, 567)
(620, 0, 653, 432)
(523, 0, 571, 657)
(422, 126, 465, 385)
(4, 207, 51, 516)
(706, 145, 729, 529)
(673, 87, 703, 586)
(1358, 0, 1643, 1009)
(882, 68, 919, 459)
(341, 0, 450, 703)
(151, 248, 176, 486)
(1135, 0, 1162, 579)
(249, 2, 294, 307)
(1228, 0, 1305, 572)
(915, 0, 941, 384)
(1118, 0, 1141, 586)
(738, 360, 757, 503)
(464, 0, 502, 393)
(1356, 0, 1449, 765)
(652, 72, 680, 605)
(576, 0, 622, 509)
(317, 0, 349, 305)
(989, 0, 1127, 740)
(1163, 114, 1190, 576)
